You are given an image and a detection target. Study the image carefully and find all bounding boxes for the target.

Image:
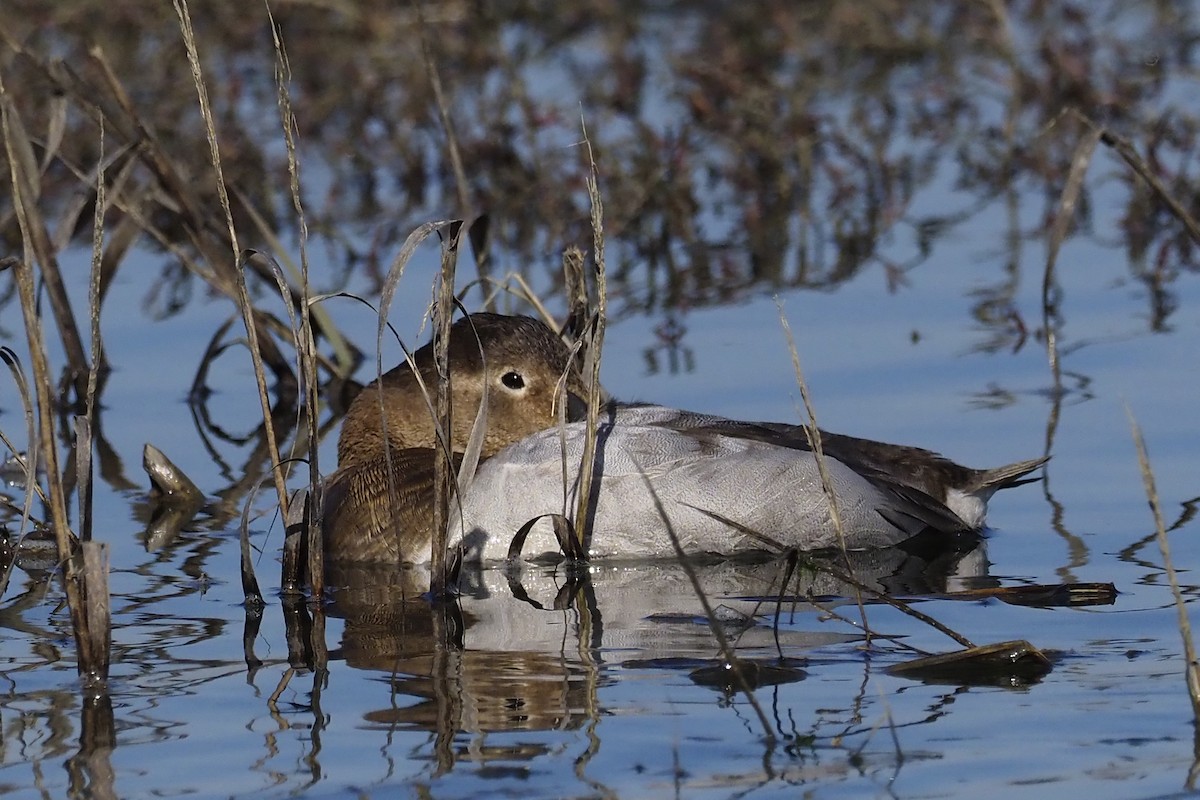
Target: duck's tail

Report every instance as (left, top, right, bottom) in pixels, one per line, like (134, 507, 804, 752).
(966, 455, 1050, 498)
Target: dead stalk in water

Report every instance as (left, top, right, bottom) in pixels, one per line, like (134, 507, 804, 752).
(430, 225, 464, 599)
(78, 117, 106, 545)
(635, 464, 778, 745)
(572, 120, 607, 555)
(2, 75, 74, 563)
(265, 7, 325, 601)
(775, 300, 869, 638)
(1127, 408, 1200, 721)
(3, 79, 110, 681)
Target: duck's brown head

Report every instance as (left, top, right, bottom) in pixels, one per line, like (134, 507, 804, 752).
(337, 313, 590, 468)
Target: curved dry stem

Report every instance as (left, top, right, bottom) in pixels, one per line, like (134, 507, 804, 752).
(774, 299, 869, 637)
(172, 0, 291, 526)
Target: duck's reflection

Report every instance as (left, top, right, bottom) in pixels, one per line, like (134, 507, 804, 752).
(325, 539, 990, 735)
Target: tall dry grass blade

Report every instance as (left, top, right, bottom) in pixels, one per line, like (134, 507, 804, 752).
(235, 193, 357, 374)
(416, 1, 494, 306)
(416, 2, 471, 223)
(75, 117, 106, 546)
(371, 219, 460, 568)
(1127, 407, 1200, 721)
(445, 308, 492, 546)
(775, 299, 869, 636)
(572, 120, 608, 556)
(633, 462, 777, 744)
(249, 249, 324, 598)
(0, 156, 73, 564)
(172, 0, 291, 524)
(430, 224, 463, 599)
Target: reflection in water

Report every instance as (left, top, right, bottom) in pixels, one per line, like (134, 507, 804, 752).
(324, 542, 989, 754)
(2, 2, 1196, 342)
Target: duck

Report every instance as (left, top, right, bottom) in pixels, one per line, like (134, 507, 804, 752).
(322, 312, 1047, 564)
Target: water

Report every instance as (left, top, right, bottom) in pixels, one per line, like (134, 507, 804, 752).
(4, 3, 1200, 798)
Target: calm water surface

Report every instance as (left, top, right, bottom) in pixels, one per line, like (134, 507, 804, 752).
(4, 5, 1200, 799)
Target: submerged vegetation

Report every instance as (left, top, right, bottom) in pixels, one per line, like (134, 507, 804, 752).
(1, 1, 1200, 795)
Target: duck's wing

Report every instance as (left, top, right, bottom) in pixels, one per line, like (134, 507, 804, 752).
(646, 409, 973, 536)
(323, 447, 464, 563)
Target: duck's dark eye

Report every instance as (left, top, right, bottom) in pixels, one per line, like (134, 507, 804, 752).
(501, 371, 525, 390)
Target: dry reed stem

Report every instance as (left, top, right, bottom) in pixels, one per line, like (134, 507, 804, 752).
(372, 220, 461, 584)
(1127, 408, 1200, 721)
(634, 464, 777, 744)
(572, 119, 607, 555)
(172, 0, 290, 522)
(430, 225, 463, 598)
(774, 300, 869, 637)
(2, 86, 74, 565)
(0, 72, 90, 401)
(417, 2, 471, 220)
(238, 478, 266, 608)
(77, 118, 107, 544)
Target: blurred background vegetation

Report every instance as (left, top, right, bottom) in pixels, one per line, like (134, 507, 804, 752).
(2, 1, 1198, 364)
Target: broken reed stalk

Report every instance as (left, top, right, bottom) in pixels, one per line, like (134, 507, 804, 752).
(1127, 409, 1200, 721)
(430, 225, 463, 599)
(172, 0, 290, 522)
(78, 542, 111, 687)
(572, 122, 608, 555)
(78, 116, 107, 544)
(775, 300, 870, 637)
